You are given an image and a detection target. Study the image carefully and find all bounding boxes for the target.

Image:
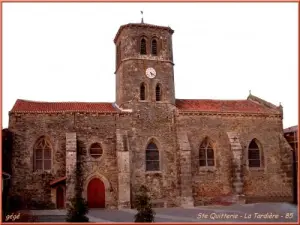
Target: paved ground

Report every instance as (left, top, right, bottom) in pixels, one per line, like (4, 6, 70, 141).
(31, 202, 298, 222)
(36, 215, 67, 222)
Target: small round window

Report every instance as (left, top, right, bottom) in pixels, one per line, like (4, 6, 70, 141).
(89, 143, 103, 159)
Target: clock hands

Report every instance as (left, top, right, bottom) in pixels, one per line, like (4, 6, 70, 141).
(146, 68, 155, 78)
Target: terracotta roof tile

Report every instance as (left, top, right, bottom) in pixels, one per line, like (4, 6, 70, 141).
(11, 99, 117, 113)
(175, 99, 280, 114)
(284, 125, 298, 133)
(11, 99, 280, 114)
(50, 176, 66, 186)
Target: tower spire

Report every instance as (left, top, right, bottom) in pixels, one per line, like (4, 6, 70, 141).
(141, 11, 144, 23)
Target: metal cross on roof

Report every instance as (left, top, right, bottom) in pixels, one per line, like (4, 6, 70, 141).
(141, 11, 144, 23)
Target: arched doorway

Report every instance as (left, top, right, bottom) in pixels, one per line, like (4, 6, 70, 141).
(56, 186, 65, 209)
(87, 178, 105, 208)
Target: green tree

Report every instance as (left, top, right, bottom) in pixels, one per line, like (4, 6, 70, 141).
(66, 161, 89, 222)
(134, 185, 155, 222)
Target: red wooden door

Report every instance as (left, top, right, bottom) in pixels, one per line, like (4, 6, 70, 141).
(56, 186, 65, 209)
(87, 178, 105, 208)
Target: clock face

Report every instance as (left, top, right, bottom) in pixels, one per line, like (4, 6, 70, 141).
(145, 67, 156, 79)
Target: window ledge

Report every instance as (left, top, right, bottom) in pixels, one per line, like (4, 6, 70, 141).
(248, 167, 265, 172)
(145, 171, 162, 175)
(87, 158, 104, 162)
(88, 155, 104, 160)
(199, 167, 216, 172)
(33, 170, 52, 175)
(139, 100, 150, 103)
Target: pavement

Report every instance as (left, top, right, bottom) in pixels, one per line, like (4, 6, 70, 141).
(30, 202, 298, 223)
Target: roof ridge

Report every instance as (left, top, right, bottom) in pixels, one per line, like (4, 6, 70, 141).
(16, 99, 114, 104)
(247, 94, 279, 109)
(11, 100, 118, 113)
(283, 125, 298, 133)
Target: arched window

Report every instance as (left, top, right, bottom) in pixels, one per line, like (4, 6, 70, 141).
(140, 38, 147, 55)
(33, 136, 52, 171)
(89, 143, 103, 159)
(199, 138, 214, 167)
(156, 84, 161, 101)
(140, 83, 146, 100)
(151, 39, 157, 55)
(248, 139, 261, 167)
(146, 142, 160, 171)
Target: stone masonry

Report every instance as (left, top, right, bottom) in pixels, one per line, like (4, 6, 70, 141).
(178, 132, 194, 207)
(116, 129, 131, 209)
(7, 21, 293, 209)
(66, 133, 77, 207)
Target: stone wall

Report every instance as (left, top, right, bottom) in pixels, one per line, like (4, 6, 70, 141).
(128, 103, 179, 207)
(177, 132, 194, 207)
(116, 129, 131, 208)
(115, 25, 175, 107)
(115, 25, 173, 65)
(114, 23, 178, 208)
(8, 109, 292, 209)
(70, 113, 120, 209)
(8, 112, 121, 209)
(9, 113, 73, 207)
(177, 113, 292, 205)
(117, 60, 175, 109)
(65, 132, 77, 207)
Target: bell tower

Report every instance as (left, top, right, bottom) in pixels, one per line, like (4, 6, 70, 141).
(114, 22, 175, 109)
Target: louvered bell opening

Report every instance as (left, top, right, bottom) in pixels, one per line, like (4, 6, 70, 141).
(156, 85, 161, 101)
(152, 39, 157, 55)
(116, 44, 121, 67)
(140, 84, 146, 100)
(141, 39, 146, 55)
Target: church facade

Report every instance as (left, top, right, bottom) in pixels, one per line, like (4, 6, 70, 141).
(8, 22, 293, 209)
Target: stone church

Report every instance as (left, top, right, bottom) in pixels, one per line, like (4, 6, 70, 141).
(7, 21, 293, 210)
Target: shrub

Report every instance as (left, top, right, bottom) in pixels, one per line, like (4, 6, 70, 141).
(4, 195, 25, 213)
(134, 185, 155, 222)
(66, 196, 89, 222)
